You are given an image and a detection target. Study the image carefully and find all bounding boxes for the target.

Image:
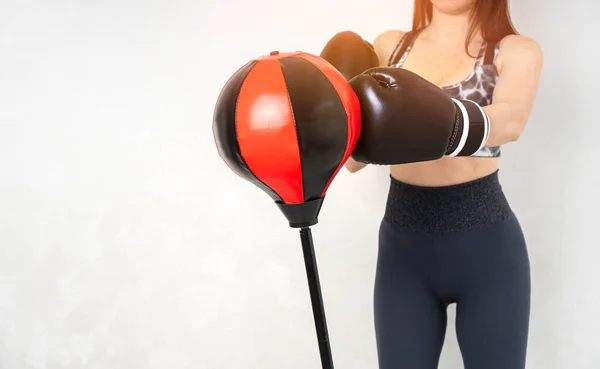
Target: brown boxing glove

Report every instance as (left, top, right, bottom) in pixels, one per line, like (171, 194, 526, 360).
(320, 31, 379, 81)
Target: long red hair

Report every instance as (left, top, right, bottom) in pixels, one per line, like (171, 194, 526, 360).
(412, 0, 518, 56)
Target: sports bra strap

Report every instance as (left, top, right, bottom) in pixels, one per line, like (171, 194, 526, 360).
(388, 31, 417, 67)
(482, 40, 500, 66)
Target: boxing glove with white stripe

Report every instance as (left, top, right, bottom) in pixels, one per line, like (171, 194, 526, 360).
(349, 67, 491, 165)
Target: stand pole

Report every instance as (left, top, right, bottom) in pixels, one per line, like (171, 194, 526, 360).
(299, 227, 334, 369)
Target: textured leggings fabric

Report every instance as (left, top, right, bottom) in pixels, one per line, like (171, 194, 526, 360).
(374, 171, 531, 369)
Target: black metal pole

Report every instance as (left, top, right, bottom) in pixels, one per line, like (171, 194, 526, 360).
(299, 227, 334, 369)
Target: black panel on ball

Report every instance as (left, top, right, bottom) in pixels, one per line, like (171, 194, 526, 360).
(278, 56, 348, 202)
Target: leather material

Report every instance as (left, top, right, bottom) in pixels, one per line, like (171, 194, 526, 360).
(320, 31, 379, 81)
(213, 51, 361, 227)
(349, 67, 458, 165)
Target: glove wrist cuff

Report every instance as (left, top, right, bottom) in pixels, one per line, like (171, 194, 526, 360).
(445, 99, 491, 157)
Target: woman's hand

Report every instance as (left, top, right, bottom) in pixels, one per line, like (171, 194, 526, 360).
(345, 157, 368, 173)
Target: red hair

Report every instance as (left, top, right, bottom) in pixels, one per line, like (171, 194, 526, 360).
(412, 0, 518, 56)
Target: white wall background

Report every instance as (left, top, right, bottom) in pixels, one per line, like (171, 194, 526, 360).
(1, 0, 598, 368)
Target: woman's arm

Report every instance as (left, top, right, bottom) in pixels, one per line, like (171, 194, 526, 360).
(482, 35, 544, 147)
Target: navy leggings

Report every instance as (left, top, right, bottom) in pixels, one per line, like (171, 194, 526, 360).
(374, 171, 531, 369)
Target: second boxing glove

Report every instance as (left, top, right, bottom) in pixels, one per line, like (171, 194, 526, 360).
(349, 67, 491, 165)
(320, 31, 379, 81)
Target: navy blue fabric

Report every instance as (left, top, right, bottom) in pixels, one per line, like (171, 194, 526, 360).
(374, 172, 531, 369)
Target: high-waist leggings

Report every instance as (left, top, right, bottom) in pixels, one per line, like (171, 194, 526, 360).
(374, 171, 531, 369)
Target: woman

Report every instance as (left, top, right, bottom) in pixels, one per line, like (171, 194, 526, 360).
(347, 1, 543, 368)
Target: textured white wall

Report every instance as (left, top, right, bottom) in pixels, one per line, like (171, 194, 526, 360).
(1, 0, 598, 368)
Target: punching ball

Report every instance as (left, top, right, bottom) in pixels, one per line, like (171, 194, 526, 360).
(213, 51, 361, 369)
(213, 51, 360, 228)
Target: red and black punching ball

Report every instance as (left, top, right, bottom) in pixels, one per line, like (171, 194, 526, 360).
(213, 51, 361, 228)
(213, 50, 360, 369)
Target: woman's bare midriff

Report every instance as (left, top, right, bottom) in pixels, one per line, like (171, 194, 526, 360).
(390, 157, 499, 186)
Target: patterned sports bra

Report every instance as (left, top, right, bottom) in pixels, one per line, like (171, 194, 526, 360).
(388, 31, 502, 158)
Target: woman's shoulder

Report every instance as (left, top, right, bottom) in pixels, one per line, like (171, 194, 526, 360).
(373, 30, 407, 66)
(498, 34, 541, 53)
(496, 34, 543, 72)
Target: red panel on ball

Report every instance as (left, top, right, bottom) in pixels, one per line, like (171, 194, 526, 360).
(235, 58, 304, 204)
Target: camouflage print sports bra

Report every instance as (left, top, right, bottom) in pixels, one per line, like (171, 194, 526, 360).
(388, 31, 502, 158)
